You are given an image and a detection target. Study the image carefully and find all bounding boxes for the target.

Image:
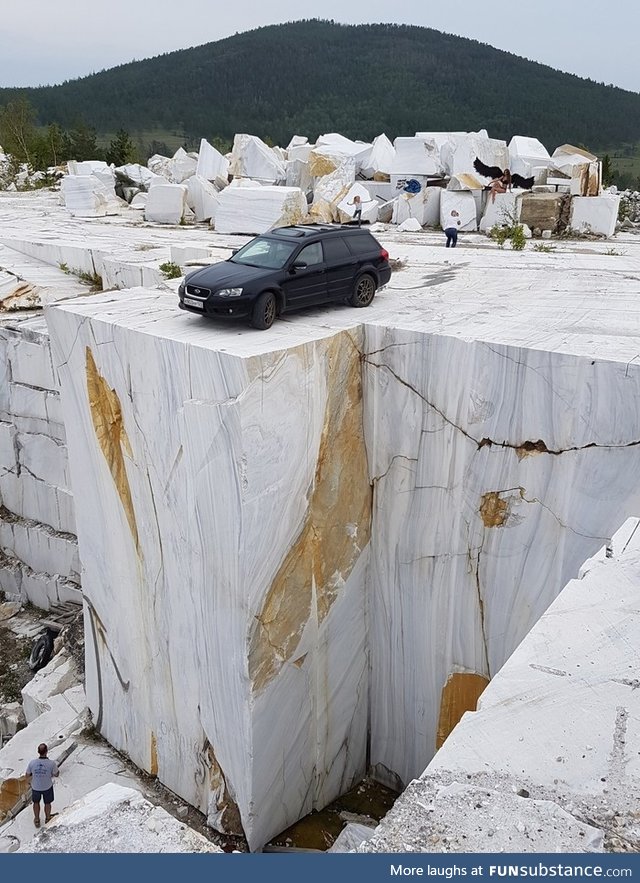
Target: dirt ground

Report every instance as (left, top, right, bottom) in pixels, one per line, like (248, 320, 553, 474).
(0, 617, 34, 704)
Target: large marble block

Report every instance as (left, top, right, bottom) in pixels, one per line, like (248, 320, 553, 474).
(229, 134, 286, 184)
(144, 184, 188, 225)
(479, 191, 521, 232)
(362, 327, 640, 788)
(61, 175, 119, 218)
(392, 187, 441, 227)
(215, 185, 307, 234)
(196, 138, 229, 183)
(570, 195, 620, 237)
(441, 133, 508, 179)
(391, 137, 441, 177)
(508, 135, 551, 182)
(185, 175, 220, 223)
(361, 133, 395, 179)
(45, 293, 371, 850)
(439, 190, 477, 231)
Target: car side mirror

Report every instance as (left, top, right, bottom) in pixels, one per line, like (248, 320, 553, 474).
(231, 248, 240, 256)
(291, 261, 307, 272)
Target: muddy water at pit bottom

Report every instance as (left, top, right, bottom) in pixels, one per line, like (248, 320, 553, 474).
(266, 777, 400, 851)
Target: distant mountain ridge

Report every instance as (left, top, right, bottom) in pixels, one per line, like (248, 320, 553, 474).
(1, 20, 639, 151)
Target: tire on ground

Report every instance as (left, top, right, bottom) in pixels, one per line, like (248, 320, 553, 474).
(251, 291, 277, 329)
(349, 273, 376, 307)
(29, 629, 55, 671)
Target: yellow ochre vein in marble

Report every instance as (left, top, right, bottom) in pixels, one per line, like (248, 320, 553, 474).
(249, 333, 372, 694)
(436, 672, 489, 750)
(85, 347, 140, 553)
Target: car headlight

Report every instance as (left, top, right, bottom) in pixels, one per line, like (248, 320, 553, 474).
(217, 287, 243, 298)
(178, 283, 185, 297)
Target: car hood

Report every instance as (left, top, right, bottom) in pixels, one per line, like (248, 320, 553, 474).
(185, 260, 270, 290)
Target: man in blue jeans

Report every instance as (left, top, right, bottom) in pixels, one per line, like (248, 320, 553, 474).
(26, 743, 59, 827)
(443, 209, 461, 247)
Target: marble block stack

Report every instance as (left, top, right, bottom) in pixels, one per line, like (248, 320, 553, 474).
(0, 315, 80, 609)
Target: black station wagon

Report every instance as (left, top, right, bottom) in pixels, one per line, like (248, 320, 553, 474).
(178, 225, 392, 330)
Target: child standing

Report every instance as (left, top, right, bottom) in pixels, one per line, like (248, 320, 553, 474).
(443, 209, 461, 247)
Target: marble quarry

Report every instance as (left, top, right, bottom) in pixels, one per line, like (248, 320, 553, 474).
(1, 154, 639, 851)
(31, 126, 618, 239)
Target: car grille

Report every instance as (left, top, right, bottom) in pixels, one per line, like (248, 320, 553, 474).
(185, 284, 210, 298)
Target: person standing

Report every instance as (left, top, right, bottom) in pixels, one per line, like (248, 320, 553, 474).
(349, 194, 363, 227)
(443, 209, 462, 247)
(26, 743, 59, 827)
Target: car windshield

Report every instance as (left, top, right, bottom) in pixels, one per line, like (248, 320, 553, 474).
(230, 237, 297, 269)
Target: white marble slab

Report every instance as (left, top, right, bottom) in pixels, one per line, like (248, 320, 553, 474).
(46, 296, 370, 849)
(215, 185, 307, 234)
(229, 134, 286, 184)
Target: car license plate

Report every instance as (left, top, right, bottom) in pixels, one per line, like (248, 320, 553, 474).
(184, 296, 204, 308)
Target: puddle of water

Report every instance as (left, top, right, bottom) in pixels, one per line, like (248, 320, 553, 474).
(266, 776, 399, 851)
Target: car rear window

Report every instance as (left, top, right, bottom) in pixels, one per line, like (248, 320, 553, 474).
(322, 238, 351, 261)
(344, 234, 378, 256)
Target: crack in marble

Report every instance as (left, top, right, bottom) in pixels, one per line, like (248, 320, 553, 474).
(365, 357, 640, 457)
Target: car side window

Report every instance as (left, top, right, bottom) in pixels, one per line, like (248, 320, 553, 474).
(296, 242, 323, 266)
(322, 238, 351, 261)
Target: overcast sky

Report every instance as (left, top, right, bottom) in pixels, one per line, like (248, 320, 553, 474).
(2, 0, 638, 93)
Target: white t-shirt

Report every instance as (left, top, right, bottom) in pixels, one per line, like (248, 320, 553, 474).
(444, 213, 461, 230)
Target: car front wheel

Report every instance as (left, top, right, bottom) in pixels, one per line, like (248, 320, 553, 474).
(251, 291, 277, 329)
(349, 274, 376, 307)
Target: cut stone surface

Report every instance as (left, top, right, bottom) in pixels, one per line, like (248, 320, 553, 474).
(0, 690, 85, 822)
(19, 783, 221, 853)
(439, 190, 477, 231)
(392, 188, 441, 227)
(360, 781, 604, 853)
(570, 195, 620, 237)
(361, 134, 395, 178)
(440, 132, 508, 179)
(336, 184, 379, 224)
(520, 192, 568, 232)
(0, 702, 25, 741)
(362, 517, 640, 853)
(21, 650, 78, 724)
(144, 184, 188, 225)
(508, 135, 551, 182)
(196, 138, 229, 183)
(229, 134, 286, 184)
(60, 176, 120, 219)
(479, 191, 521, 232)
(391, 137, 441, 177)
(185, 175, 221, 223)
(214, 184, 307, 234)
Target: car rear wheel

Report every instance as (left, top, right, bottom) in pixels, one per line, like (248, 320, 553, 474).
(349, 274, 376, 308)
(251, 292, 277, 330)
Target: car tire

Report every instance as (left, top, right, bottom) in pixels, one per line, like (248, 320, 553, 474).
(251, 292, 277, 330)
(29, 629, 55, 672)
(349, 274, 376, 308)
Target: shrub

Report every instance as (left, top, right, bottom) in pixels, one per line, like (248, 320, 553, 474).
(159, 261, 183, 279)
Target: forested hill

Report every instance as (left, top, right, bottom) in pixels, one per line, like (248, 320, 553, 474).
(2, 20, 640, 150)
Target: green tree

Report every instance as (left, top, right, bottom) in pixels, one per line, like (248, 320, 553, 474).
(62, 121, 102, 161)
(601, 154, 614, 187)
(105, 128, 138, 166)
(0, 95, 37, 165)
